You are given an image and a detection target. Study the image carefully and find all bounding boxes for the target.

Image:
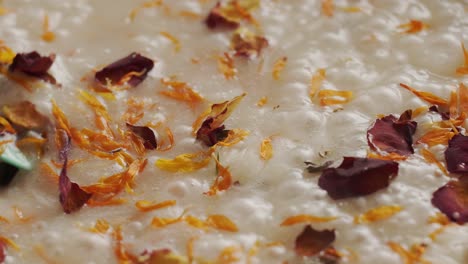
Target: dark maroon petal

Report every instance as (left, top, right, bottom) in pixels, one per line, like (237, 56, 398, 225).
(294, 225, 336, 257)
(318, 157, 399, 200)
(205, 2, 240, 29)
(429, 105, 450, 120)
(367, 112, 417, 156)
(59, 157, 91, 214)
(0, 163, 19, 186)
(57, 132, 91, 214)
(431, 176, 468, 224)
(126, 123, 157, 150)
(196, 117, 229, 147)
(95, 53, 154, 87)
(9, 51, 56, 84)
(445, 134, 468, 174)
(0, 240, 5, 263)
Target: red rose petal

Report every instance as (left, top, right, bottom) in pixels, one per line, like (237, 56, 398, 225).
(9, 51, 56, 84)
(444, 134, 468, 173)
(431, 176, 468, 224)
(95, 53, 154, 87)
(57, 131, 91, 214)
(126, 123, 157, 150)
(294, 225, 336, 257)
(205, 2, 240, 30)
(367, 111, 417, 156)
(196, 117, 229, 147)
(318, 157, 399, 200)
(0, 240, 5, 263)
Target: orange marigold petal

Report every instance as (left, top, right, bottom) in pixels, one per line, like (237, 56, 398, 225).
(310, 69, 326, 99)
(155, 151, 212, 173)
(135, 200, 176, 212)
(280, 214, 338, 226)
(217, 52, 237, 80)
(204, 154, 232, 196)
(354, 205, 402, 224)
(322, 0, 334, 17)
(420, 148, 449, 176)
(417, 128, 454, 147)
(398, 20, 429, 34)
(160, 77, 204, 109)
(260, 136, 273, 161)
(399, 83, 447, 106)
(206, 214, 238, 232)
(272, 56, 287, 80)
(318, 90, 354, 106)
(160, 31, 181, 52)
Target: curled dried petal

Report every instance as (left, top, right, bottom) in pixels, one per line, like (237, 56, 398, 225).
(95, 52, 154, 87)
(294, 225, 335, 257)
(126, 123, 157, 150)
(367, 113, 417, 156)
(231, 27, 268, 58)
(399, 83, 447, 106)
(59, 158, 92, 214)
(9, 51, 56, 84)
(318, 157, 399, 200)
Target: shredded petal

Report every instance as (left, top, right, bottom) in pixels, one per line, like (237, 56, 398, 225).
(272, 56, 287, 81)
(129, 0, 163, 21)
(160, 77, 204, 109)
(41, 14, 55, 42)
(280, 214, 338, 226)
(420, 148, 449, 176)
(322, 0, 334, 17)
(354, 205, 402, 224)
(160, 31, 181, 53)
(135, 200, 176, 212)
(388, 242, 431, 264)
(399, 83, 447, 106)
(206, 214, 238, 232)
(318, 89, 354, 106)
(456, 43, 468, 75)
(205, 154, 233, 196)
(259, 136, 273, 161)
(217, 52, 236, 80)
(417, 128, 454, 147)
(88, 219, 110, 234)
(398, 20, 429, 34)
(309, 69, 326, 99)
(155, 150, 212, 173)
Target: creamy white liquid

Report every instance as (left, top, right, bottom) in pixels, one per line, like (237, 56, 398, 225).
(0, 0, 468, 263)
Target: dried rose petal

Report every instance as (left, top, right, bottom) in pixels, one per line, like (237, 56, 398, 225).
(445, 134, 468, 173)
(9, 51, 56, 84)
(59, 158, 92, 214)
(57, 132, 91, 214)
(231, 28, 268, 58)
(367, 112, 417, 156)
(126, 123, 157, 150)
(95, 53, 154, 87)
(318, 157, 399, 200)
(431, 176, 468, 224)
(429, 105, 450, 120)
(196, 117, 230, 147)
(205, 2, 240, 29)
(0, 163, 19, 186)
(0, 240, 5, 263)
(295, 225, 336, 257)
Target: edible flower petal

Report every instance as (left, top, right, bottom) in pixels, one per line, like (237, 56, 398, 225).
(95, 52, 154, 87)
(280, 214, 338, 226)
(3, 101, 49, 131)
(444, 134, 468, 173)
(367, 112, 417, 156)
(354, 205, 402, 224)
(431, 176, 468, 224)
(294, 225, 336, 257)
(231, 27, 268, 58)
(318, 157, 399, 200)
(9, 51, 56, 84)
(127, 123, 157, 150)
